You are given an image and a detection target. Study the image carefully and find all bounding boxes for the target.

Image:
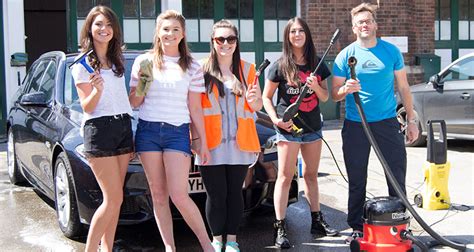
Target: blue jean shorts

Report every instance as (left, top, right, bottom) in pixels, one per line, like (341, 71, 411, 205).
(135, 119, 192, 156)
(276, 129, 323, 144)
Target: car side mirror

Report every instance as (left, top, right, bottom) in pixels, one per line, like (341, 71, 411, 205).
(20, 91, 49, 106)
(428, 74, 443, 90)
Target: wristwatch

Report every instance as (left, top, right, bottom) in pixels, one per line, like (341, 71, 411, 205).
(407, 118, 418, 125)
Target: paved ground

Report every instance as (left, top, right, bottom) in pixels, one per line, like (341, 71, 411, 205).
(0, 121, 473, 251)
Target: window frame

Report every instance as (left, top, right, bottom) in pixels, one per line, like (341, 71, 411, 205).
(68, 0, 161, 52)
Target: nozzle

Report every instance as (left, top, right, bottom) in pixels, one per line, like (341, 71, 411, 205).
(330, 29, 342, 44)
(69, 49, 94, 73)
(348, 56, 357, 67)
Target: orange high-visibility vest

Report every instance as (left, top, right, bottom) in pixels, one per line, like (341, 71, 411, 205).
(201, 60, 260, 152)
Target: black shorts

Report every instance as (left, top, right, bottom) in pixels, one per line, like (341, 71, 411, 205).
(83, 113, 134, 158)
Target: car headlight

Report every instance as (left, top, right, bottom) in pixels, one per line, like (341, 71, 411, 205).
(75, 144, 86, 159)
(264, 135, 278, 149)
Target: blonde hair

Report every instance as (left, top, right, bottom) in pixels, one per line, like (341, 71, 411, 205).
(350, 2, 378, 26)
(151, 10, 192, 71)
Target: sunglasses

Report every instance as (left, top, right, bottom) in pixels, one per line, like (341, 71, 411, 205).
(213, 36, 238, 45)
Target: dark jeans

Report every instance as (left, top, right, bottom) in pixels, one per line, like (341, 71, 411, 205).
(342, 118, 407, 231)
(199, 164, 248, 236)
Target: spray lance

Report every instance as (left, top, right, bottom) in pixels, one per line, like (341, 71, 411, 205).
(68, 49, 94, 73)
(282, 29, 341, 136)
(347, 56, 466, 251)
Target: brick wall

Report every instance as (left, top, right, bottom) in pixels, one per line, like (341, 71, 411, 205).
(300, 0, 435, 118)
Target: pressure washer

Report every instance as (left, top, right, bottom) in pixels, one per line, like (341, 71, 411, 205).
(68, 49, 94, 73)
(414, 120, 451, 210)
(345, 56, 466, 251)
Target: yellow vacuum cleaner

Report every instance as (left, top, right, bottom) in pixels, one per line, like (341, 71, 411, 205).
(414, 120, 451, 210)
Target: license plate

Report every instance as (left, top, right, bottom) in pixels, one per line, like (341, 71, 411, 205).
(188, 177, 206, 194)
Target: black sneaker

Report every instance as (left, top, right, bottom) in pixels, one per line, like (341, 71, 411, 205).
(345, 231, 363, 245)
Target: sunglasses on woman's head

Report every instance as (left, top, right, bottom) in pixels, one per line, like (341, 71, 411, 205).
(213, 36, 238, 45)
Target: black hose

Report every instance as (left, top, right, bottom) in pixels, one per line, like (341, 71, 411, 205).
(352, 93, 466, 251)
(347, 55, 465, 251)
(400, 230, 429, 252)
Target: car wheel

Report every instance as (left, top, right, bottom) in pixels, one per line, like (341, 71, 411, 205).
(396, 106, 426, 147)
(54, 152, 84, 238)
(7, 129, 26, 185)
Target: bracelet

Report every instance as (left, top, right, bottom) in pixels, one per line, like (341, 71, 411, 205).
(192, 137, 200, 140)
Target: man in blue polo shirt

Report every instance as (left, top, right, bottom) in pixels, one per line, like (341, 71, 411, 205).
(331, 2, 419, 244)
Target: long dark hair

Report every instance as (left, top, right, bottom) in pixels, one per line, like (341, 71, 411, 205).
(203, 20, 245, 97)
(279, 17, 318, 86)
(79, 5, 124, 76)
(152, 10, 193, 72)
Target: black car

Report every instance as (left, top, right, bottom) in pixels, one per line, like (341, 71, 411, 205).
(396, 52, 474, 146)
(6, 51, 298, 238)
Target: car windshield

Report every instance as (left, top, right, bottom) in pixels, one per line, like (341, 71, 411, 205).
(442, 56, 474, 81)
(63, 55, 137, 112)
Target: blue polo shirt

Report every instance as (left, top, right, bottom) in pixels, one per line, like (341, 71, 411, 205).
(333, 39, 404, 122)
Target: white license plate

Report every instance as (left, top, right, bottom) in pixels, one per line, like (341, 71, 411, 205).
(188, 177, 206, 194)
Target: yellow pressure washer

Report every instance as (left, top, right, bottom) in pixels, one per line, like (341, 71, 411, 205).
(414, 120, 451, 210)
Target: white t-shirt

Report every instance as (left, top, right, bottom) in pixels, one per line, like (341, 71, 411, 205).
(71, 62, 133, 129)
(129, 53, 205, 125)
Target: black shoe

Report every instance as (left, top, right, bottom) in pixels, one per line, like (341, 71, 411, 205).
(310, 211, 339, 237)
(273, 219, 291, 249)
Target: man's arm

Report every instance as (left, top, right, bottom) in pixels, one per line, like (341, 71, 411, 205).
(395, 68, 419, 143)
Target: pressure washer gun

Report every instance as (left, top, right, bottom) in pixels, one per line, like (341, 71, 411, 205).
(282, 29, 341, 136)
(348, 56, 362, 104)
(68, 49, 94, 73)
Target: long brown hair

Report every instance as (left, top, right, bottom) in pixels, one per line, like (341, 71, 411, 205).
(279, 17, 318, 86)
(203, 19, 245, 97)
(79, 5, 124, 76)
(151, 10, 193, 72)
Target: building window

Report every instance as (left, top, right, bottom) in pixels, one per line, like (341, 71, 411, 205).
(76, 0, 112, 45)
(123, 0, 157, 44)
(183, 0, 214, 43)
(73, 0, 159, 50)
(459, 0, 474, 40)
(225, 0, 254, 42)
(435, 0, 451, 40)
(263, 0, 295, 42)
(77, 0, 111, 18)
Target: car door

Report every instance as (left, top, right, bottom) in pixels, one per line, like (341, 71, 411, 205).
(14, 59, 50, 179)
(422, 56, 474, 136)
(19, 57, 59, 192)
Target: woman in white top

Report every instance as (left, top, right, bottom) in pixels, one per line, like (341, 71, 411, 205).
(129, 10, 212, 252)
(71, 6, 133, 252)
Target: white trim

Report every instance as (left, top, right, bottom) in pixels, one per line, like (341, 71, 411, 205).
(161, 0, 182, 13)
(297, 0, 301, 17)
(3, 0, 26, 112)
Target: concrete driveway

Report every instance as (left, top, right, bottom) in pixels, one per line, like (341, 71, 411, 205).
(0, 121, 473, 251)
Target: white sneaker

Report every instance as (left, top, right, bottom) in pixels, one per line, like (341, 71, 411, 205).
(211, 241, 223, 252)
(225, 241, 240, 252)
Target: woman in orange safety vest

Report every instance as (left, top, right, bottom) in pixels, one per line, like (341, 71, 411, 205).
(192, 19, 262, 252)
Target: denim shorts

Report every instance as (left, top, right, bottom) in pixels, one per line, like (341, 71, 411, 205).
(135, 119, 192, 156)
(276, 129, 323, 144)
(83, 114, 133, 158)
